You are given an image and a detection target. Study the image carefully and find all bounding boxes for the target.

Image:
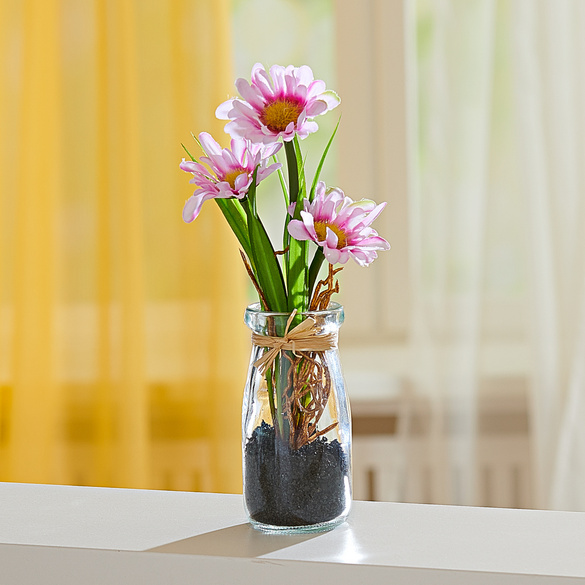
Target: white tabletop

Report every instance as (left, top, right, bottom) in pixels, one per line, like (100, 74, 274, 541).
(1, 482, 584, 584)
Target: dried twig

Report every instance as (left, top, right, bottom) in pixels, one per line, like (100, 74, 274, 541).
(310, 263, 343, 310)
(279, 349, 336, 449)
(239, 250, 271, 311)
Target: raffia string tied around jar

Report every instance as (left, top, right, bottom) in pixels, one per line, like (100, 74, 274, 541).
(251, 309, 338, 376)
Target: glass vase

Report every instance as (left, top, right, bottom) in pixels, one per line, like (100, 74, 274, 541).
(242, 302, 352, 533)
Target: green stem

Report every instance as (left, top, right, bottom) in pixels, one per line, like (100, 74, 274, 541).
(308, 247, 326, 299)
(284, 141, 299, 205)
(284, 139, 308, 315)
(265, 366, 279, 438)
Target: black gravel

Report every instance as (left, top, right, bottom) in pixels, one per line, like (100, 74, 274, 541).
(244, 421, 350, 527)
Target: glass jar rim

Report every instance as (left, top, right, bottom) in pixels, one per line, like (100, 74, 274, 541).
(245, 302, 343, 318)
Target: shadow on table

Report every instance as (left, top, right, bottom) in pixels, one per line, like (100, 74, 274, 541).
(146, 523, 324, 558)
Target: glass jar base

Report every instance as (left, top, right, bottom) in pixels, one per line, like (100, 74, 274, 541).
(249, 515, 347, 534)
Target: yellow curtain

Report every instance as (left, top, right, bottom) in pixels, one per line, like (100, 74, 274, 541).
(0, 0, 246, 493)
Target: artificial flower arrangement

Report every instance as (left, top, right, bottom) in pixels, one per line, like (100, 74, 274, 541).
(181, 64, 389, 530)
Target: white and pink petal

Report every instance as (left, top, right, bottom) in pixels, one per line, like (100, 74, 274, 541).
(325, 227, 339, 248)
(180, 159, 206, 175)
(235, 78, 265, 110)
(323, 246, 341, 264)
(215, 99, 235, 120)
(183, 191, 214, 223)
(305, 100, 328, 117)
(198, 132, 223, 156)
(287, 219, 313, 242)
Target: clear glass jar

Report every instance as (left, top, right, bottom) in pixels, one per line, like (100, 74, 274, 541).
(242, 302, 352, 533)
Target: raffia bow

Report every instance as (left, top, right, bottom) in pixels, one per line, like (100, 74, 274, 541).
(252, 309, 338, 375)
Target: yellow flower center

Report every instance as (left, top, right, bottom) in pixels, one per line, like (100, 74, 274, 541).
(260, 99, 303, 133)
(314, 221, 347, 249)
(223, 168, 246, 189)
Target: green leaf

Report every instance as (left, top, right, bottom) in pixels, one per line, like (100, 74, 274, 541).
(247, 169, 258, 215)
(181, 143, 196, 161)
(310, 116, 340, 201)
(248, 216, 288, 312)
(191, 132, 205, 153)
(242, 176, 288, 312)
(214, 198, 253, 264)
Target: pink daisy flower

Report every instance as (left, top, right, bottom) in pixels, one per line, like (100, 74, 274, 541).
(180, 132, 281, 222)
(288, 182, 390, 266)
(216, 63, 340, 144)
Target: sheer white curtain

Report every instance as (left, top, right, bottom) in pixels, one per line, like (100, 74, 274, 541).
(407, 0, 496, 505)
(513, 0, 585, 511)
(334, 0, 585, 509)
(409, 0, 585, 510)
